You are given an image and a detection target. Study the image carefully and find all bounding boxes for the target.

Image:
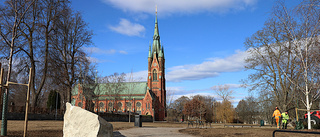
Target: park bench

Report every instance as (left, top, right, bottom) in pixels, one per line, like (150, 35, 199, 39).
(187, 120, 212, 128)
(187, 120, 196, 128)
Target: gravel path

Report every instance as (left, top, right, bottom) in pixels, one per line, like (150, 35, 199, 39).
(114, 127, 196, 137)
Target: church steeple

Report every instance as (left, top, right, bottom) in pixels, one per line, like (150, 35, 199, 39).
(147, 5, 166, 121)
(152, 5, 160, 55)
(154, 5, 159, 37)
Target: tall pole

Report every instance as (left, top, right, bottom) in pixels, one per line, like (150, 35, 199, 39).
(0, 63, 3, 110)
(1, 68, 8, 136)
(23, 68, 32, 137)
(153, 108, 155, 123)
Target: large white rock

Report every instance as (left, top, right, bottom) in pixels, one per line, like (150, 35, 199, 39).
(63, 103, 113, 137)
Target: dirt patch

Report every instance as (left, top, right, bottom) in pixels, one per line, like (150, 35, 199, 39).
(179, 128, 320, 137)
(8, 130, 63, 137)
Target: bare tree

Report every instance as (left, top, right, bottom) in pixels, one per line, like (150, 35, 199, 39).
(183, 97, 206, 120)
(215, 100, 234, 123)
(50, 7, 93, 104)
(16, 0, 70, 108)
(244, 0, 320, 129)
(172, 96, 189, 121)
(211, 84, 234, 101)
(211, 84, 235, 123)
(0, 1, 36, 135)
(125, 69, 143, 122)
(78, 64, 97, 112)
(103, 73, 126, 112)
(236, 96, 258, 124)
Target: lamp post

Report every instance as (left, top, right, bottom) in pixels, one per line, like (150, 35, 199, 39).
(152, 108, 155, 123)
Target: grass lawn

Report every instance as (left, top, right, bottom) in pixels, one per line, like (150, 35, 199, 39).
(1, 120, 320, 137)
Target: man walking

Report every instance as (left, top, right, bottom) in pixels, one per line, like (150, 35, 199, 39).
(281, 111, 289, 129)
(273, 107, 281, 129)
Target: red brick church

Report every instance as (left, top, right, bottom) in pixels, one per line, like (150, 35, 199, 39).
(71, 13, 166, 121)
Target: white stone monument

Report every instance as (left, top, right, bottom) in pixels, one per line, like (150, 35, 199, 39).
(63, 103, 113, 137)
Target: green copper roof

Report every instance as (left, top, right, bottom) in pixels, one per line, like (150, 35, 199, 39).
(72, 82, 148, 97)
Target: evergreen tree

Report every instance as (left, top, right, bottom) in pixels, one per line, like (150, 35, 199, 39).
(47, 90, 61, 111)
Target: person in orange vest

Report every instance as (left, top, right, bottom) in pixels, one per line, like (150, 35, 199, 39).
(272, 107, 281, 129)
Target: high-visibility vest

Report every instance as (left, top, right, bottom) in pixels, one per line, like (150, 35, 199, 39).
(281, 113, 289, 120)
(273, 110, 281, 117)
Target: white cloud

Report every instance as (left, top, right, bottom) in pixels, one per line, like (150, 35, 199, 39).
(167, 86, 212, 95)
(86, 57, 112, 63)
(166, 50, 248, 82)
(211, 83, 243, 89)
(125, 70, 148, 82)
(102, 0, 257, 15)
(119, 50, 128, 54)
(124, 50, 248, 82)
(109, 19, 145, 37)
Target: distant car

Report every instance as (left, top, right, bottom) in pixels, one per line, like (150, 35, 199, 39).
(304, 111, 320, 127)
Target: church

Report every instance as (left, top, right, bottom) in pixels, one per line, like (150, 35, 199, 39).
(71, 12, 166, 121)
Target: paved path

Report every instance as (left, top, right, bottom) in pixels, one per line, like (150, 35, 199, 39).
(114, 127, 196, 137)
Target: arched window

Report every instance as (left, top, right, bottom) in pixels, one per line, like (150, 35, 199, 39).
(78, 102, 83, 108)
(126, 102, 132, 111)
(99, 102, 104, 112)
(153, 69, 157, 81)
(108, 102, 113, 112)
(136, 102, 141, 113)
(117, 102, 122, 112)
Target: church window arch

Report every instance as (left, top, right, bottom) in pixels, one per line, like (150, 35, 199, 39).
(78, 102, 83, 108)
(153, 69, 157, 81)
(99, 102, 104, 112)
(108, 102, 113, 112)
(117, 102, 123, 112)
(136, 102, 142, 114)
(126, 102, 132, 111)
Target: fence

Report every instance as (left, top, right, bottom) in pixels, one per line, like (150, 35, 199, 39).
(273, 130, 320, 137)
(0, 104, 64, 120)
(99, 112, 153, 122)
(0, 105, 153, 122)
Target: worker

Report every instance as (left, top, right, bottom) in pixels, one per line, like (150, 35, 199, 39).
(272, 107, 281, 129)
(281, 111, 289, 129)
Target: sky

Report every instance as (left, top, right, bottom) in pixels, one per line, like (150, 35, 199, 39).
(70, 0, 301, 106)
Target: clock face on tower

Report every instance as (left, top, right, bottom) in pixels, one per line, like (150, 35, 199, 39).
(153, 63, 157, 66)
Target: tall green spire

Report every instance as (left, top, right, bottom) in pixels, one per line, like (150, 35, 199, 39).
(152, 5, 161, 56)
(148, 42, 152, 58)
(154, 5, 159, 37)
(159, 46, 163, 57)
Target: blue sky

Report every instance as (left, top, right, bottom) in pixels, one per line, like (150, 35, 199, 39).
(71, 0, 301, 106)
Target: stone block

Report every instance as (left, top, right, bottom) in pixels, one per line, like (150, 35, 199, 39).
(63, 103, 113, 137)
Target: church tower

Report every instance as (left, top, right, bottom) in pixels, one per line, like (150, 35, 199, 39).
(147, 8, 166, 121)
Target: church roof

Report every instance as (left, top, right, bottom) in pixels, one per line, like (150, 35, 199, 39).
(72, 82, 148, 100)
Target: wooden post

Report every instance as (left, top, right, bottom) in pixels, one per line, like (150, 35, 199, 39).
(23, 68, 32, 137)
(0, 63, 3, 105)
(296, 107, 299, 122)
